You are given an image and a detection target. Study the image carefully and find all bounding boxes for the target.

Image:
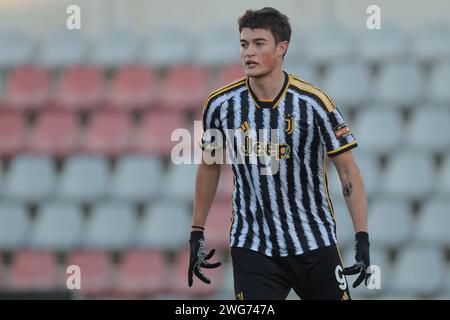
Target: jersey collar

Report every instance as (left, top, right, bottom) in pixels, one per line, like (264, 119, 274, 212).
(246, 71, 290, 109)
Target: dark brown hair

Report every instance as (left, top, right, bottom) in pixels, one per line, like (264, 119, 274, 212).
(238, 7, 291, 44)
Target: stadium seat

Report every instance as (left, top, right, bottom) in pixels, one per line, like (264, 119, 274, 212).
(415, 199, 450, 246)
(162, 163, 197, 201)
(0, 31, 33, 68)
(27, 109, 79, 156)
(284, 62, 316, 84)
(160, 65, 209, 110)
(67, 250, 114, 297)
(304, 25, 354, 65)
(427, 61, 450, 103)
(134, 110, 186, 156)
(411, 24, 450, 62)
(108, 65, 158, 110)
(37, 31, 88, 68)
(4, 66, 51, 111)
(0, 162, 3, 194)
(356, 26, 407, 64)
(142, 27, 193, 66)
(0, 109, 26, 157)
(436, 153, 450, 197)
(283, 34, 309, 65)
(169, 248, 223, 297)
(205, 200, 232, 250)
(382, 152, 435, 200)
(137, 202, 190, 250)
(109, 155, 164, 203)
(391, 246, 446, 296)
(404, 108, 450, 152)
(56, 66, 104, 111)
(3, 155, 55, 203)
(194, 26, 240, 66)
(352, 108, 403, 154)
(84, 202, 137, 250)
(330, 200, 354, 249)
(321, 62, 370, 108)
(115, 249, 167, 297)
(57, 155, 109, 203)
(29, 202, 83, 251)
(0, 203, 29, 250)
(91, 29, 140, 68)
(373, 62, 423, 105)
(58, 155, 109, 202)
(8, 250, 61, 291)
(368, 199, 413, 249)
(82, 109, 132, 156)
(215, 64, 245, 88)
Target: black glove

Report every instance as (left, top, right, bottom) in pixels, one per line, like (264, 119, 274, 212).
(343, 231, 371, 288)
(188, 231, 222, 287)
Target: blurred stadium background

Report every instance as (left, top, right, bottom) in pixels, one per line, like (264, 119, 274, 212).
(0, 0, 449, 299)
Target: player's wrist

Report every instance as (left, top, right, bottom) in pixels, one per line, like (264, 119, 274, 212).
(190, 230, 204, 242)
(355, 231, 369, 244)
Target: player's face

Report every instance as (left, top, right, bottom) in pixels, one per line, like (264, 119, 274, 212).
(240, 28, 286, 78)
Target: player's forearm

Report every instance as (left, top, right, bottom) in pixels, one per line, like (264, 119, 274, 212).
(192, 161, 222, 229)
(339, 165, 368, 233)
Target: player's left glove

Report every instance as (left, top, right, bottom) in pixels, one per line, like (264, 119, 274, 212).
(188, 231, 222, 287)
(343, 231, 371, 288)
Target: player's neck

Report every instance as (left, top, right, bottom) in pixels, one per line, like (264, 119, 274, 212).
(248, 67, 285, 101)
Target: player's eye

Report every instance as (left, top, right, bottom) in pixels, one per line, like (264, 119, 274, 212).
(240, 43, 248, 48)
(256, 42, 264, 47)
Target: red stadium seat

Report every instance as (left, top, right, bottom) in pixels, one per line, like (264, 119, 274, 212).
(4, 66, 51, 111)
(216, 64, 245, 88)
(28, 108, 79, 156)
(0, 109, 26, 156)
(8, 250, 61, 291)
(67, 250, 114, 297)
(169, 248, 223, 297)
(109, 65, 158, 110)
(205, 200, 232, 250)
(115, 249, 167, 298)
(160, 65, 209, 111)
(134, 109, 186, 156)
(56, 66, 104, 111)
(83, 109, 132, 156)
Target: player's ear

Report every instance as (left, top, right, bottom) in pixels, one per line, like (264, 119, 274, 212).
(277, 41, 289, 57)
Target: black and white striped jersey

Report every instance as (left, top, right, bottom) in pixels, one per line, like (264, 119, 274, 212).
(201, 71, 358, 257)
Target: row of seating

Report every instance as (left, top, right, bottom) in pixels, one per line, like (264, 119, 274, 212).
(0, 108, 192, 156)
(1, 25, 449, 68)
(0, 244, 449, 299)
(334, 198, 450, 249)
(0, 193, 448, 251)
(328, 151, 450, 199)
(0, 247, 226, 298)
(1, 106, 448, 156)
(0, 199, 231, 251)
(0, 151, 448, 202)
(1, 61, 450, 111)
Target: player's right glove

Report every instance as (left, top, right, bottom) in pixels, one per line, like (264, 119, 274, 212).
(188, 230, 222, 287)
(343, 231, 371, 288)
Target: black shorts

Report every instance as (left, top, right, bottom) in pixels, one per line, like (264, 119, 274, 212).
(231, 244, 351, 300)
